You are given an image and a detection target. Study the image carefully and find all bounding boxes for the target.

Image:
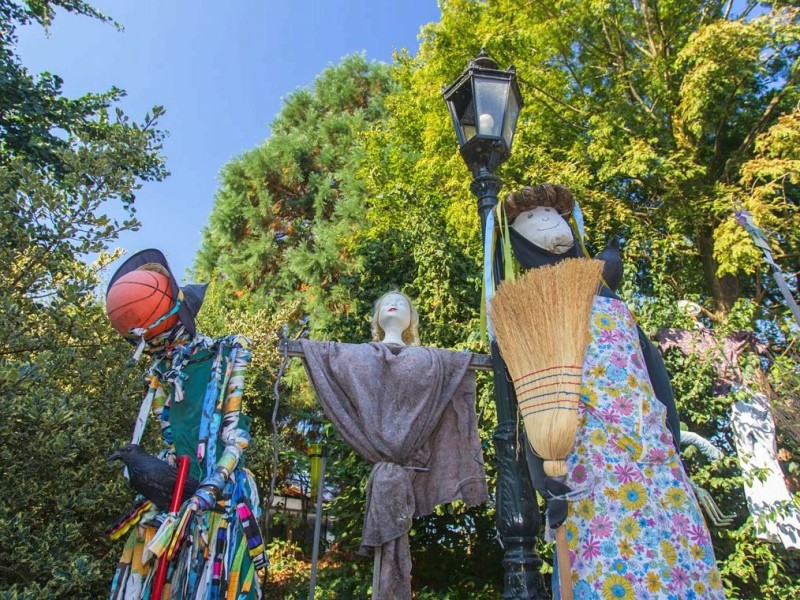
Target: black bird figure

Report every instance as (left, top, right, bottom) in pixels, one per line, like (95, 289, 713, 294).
(596, 236, 624, 293)
(109, 443, 200, 512)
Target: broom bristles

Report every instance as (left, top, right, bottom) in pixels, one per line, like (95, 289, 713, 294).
(490, 258, 604, 477)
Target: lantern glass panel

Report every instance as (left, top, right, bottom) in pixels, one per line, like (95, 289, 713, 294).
(461, 99, 477, 142)
(445, 83, 477, 146)
(463, 123, 477, 141)
(503, 90, 520, 149)
(473, 77, 509, 138)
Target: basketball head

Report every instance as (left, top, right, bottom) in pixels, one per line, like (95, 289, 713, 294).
(107, 249, 207, 339)
(106, 269, 179, 339)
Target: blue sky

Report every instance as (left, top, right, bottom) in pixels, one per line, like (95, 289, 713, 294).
(16, 1, 442, 282)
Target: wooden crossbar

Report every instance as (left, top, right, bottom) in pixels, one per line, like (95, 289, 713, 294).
(278, 339, 493, 371)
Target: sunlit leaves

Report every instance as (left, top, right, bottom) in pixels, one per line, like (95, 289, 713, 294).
(197, 0, 800, 596)
(0, 2, 168, 596)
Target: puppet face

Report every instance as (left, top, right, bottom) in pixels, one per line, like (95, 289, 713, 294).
(378, 292, 412, 335)
(510, 205, 575, 254)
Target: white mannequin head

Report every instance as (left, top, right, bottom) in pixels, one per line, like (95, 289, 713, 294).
(510, 205, 575, 254)
(371, 290, 420, 346)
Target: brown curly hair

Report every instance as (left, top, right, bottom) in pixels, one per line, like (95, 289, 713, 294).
(502, 183, 575, 222)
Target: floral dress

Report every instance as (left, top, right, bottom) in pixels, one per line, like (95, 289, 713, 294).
(559, 296, 724, 600)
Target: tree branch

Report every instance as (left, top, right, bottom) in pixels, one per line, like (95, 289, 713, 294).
(723, 0, 734, 21)
(723, 70, 798, 182)
(520, 76, 587, 116)
(639, 0, 660, 59)
(737, 1, 758, 22)
(528, 91, 590, 134)
(711, 73, 751, 176)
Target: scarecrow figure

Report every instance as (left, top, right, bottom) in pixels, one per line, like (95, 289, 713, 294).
(489, 185, 724, 599)
(105, 249, 267, 600)
(292, 291, 489, 600)
(658, 325, 800, 549)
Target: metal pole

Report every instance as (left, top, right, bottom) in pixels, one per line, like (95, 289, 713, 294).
(470, 167, 547, 599)
(308, 446, 327, 600)
(372, 547, 382, 600)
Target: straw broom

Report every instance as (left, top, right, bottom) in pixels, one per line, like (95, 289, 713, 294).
(490, 257, 603, 600)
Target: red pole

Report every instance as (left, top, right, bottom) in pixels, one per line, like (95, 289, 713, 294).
(150, 456, 191, 600)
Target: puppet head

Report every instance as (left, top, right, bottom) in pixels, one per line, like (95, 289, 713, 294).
(504, 184, 626, 291)
(371, 290, 420, 346)
(106, 248, 208, 346)
(106, 267, 179, 340)
(504, 183, 582, 270)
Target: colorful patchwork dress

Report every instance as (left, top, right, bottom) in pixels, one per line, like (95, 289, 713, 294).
(109, 335, 267, 599)
(558, 296, 724, 600)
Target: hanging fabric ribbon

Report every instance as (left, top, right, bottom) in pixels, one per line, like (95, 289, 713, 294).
(497, 196, 515, 283)
(571, 200, 586, 245)
(569, 200, 591, 259)
(161, 341, 193, 403)
(207, 345, 237, 476)
(237, 501, 268, 570)
(131, 375, 160, 447)
(735, 209, 800, 328)
(481, 198, 518, 342)
(197, 342, 226, 463)
(481, 208, 497, 341)
(129, 292, 185, 363)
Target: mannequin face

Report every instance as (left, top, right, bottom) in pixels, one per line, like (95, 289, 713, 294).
(378, 293, 412, 340)
(510, 205, 575, 254)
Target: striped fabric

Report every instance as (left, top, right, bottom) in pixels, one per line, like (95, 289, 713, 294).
(109, 335, 267, 600)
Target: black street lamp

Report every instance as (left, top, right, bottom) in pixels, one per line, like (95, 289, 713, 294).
(444, 50, 547, 599)
(443, 49, 522, 176)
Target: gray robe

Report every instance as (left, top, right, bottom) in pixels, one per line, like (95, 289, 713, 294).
(300, 340, 488, 599)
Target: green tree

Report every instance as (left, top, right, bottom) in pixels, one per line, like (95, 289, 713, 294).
(356, 0, 800, 596)
(198, 0, 800, 597)
(197, 51, 506, 596)
(0, 2, 168, 596)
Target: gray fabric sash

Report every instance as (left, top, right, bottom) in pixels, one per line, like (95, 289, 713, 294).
(300, 340, 488, 599)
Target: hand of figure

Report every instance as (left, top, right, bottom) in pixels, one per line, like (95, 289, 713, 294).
(164, 491, 214, 560)
(691, 481, 735, 528)
(187, 485, 217, 513)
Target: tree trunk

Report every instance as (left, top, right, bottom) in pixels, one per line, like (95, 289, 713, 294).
(697, 231, 740, 316)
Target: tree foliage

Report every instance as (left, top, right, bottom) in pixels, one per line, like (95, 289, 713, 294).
(0, 1, 168, 596)
(3, 0, 799, 597)
(196, 51, 505, 596)
(199, 0, 800, 597)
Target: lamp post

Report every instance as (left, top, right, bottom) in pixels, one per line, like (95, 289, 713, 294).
(444, 50, 547, 599)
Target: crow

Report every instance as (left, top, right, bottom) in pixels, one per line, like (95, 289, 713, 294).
(109, 443, 199, 512)
(597, 236, 624, 293)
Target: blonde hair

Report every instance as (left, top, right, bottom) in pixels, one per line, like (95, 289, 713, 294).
(371, 290, 421, 346)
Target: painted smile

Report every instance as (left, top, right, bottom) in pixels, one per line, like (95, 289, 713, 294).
(536, 223, 559, 231)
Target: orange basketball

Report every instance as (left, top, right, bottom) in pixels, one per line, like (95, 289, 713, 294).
(106, 270, 179, 339)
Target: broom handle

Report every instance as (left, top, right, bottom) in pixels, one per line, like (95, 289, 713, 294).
(555, 525, 573, 600)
